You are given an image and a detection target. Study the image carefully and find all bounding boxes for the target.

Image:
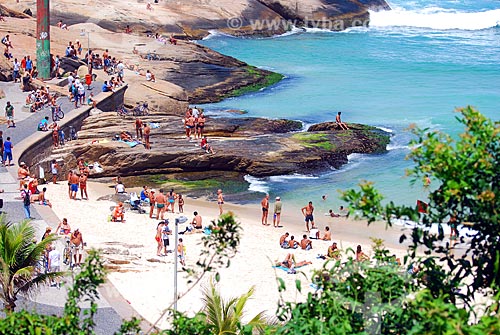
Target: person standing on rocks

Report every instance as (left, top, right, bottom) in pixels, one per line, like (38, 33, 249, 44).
(5, 101, 15, 128)
(273, 196, 282, 228)
(144, 123, 151, 149)
(261, 194, 270, 225)
(135, 118, 143, 139)
(301, 201, 315, 233)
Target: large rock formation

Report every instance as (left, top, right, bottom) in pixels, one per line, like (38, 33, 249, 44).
(48, 111, 390, 178)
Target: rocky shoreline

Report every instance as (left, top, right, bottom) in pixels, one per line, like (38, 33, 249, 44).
(0, 0, 391, 185)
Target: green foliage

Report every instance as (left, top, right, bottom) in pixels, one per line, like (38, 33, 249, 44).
(0, 249, 135, 335)
(342, 106, 500, 298)
(162, 312, 215, 335)
(200, 280, 268, 335)
(0, 215, 62, 312)
(274, 253, 412, 335)
(224, 67, 284, 98)
(198, 212, 242, 273)
(291, 132, 335, 151)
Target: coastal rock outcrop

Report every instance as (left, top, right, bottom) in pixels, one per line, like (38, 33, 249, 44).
(49, 112, 390, 178)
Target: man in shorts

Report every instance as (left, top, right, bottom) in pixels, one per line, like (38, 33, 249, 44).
(70, 228, 84, 267)
(69, 170, 79, 200)
(261, 194, 270, 225)
(301, 201, 315, 232)
(5, 101, 15, 128)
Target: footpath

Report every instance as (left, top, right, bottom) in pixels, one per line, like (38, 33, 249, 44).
(0, 80, 144, 334)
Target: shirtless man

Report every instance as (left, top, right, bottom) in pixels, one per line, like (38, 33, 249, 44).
(217, 189, 224, 215)
(279, 232, 289, 248)
(196, 111, 206, 139)
(155, 189, 166, 220)
(301, 201, 315, 232)
(70, 229, 84, 267)
(69, 171, 79, 200)
(185, 114, 195, 140)
(143, 123, 151, 149)
(79, 173, 88, 200)
(31, 187, 52, 208)
(261, 194, 270, 225)
(191, 211, 203, 229)
(148, 189, 156, 218)
(322, 226, 332, 241)
(300, 235, 313, 250)
(336, 111, 349, 130)
(67, 170, 73, 198)
(135, 118, 143, 139)
(17, 162, 29, 190)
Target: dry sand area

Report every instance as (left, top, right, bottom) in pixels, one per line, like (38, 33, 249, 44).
(42, 179, 409, 328)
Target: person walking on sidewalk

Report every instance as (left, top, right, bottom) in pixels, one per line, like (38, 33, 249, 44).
(5, 101, 15, 128)
(21, 183, 32, 219)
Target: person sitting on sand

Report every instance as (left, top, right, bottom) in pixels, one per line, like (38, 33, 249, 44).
(115, 181, 126, 194)
(56, 218, 71, 235)
(125, 25, 132, 34)
(309, 226, 319, 239)
(180, 211, 203, 234)
(327, 242, 341, 260)
(112, 202, 126, 222)
(336, 111, 349, 130)
(288, 235, 299, 249)
(300, 234, 313, 250)
(280, 232, 289, 248)
(356, 244, 369, 262)
(276, 253, 312, 269)
(322, 226, 332, 241)
(338, 205, 348, 217)
(31, 187, 52, 208)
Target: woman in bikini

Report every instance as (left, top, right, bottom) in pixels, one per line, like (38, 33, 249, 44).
(167, 189, 176, 213)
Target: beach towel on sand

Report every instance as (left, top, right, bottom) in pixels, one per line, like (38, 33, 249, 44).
(273, 264, 309, 273)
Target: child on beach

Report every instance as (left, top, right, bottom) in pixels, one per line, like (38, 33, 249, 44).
(178, 194, 184, 213)
(178, 238, 186, 267)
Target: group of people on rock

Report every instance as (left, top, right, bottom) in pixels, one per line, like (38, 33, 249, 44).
(184, 107, 217, 154)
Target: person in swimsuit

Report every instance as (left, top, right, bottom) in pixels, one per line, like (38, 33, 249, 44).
(167, 189, 176, 213)
(301, 201, 315, 232)
(79, 173, 88, 200)
(149, 189, 156, 219)
(217, 189, 224, 215)
(336, 111, 349, 130)
(196, 111, 206, 139)
(155, 189, 166, 220)
(261, 194, 270, 225)
(56, 218, 71, 235)
(185, 114, 195, 140)
(178, 194, 184, 213)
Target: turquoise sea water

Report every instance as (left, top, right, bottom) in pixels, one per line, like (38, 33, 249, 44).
(198, 0, 500, 212)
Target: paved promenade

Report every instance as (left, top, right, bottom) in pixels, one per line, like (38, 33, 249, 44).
(0, 80, 143, 334)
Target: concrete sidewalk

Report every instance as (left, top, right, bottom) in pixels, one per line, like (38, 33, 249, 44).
(0, 81, 146, 334)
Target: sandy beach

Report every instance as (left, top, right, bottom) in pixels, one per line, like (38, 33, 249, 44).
(41, 178, 409, 328)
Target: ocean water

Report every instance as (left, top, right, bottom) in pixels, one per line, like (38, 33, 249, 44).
(198, 0, 500, 212)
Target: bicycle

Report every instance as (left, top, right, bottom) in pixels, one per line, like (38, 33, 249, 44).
(51, 104, 65, 122)
(62, 239, 73, 268)
(133, 101, 149, 116)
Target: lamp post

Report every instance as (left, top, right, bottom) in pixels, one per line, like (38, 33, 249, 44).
(173, 216, 188, 312)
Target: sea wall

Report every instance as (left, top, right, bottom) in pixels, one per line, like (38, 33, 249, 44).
(17, 85, 127, 177)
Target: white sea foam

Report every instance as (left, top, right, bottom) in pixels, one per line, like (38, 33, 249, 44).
(370, 7, 500, 30)
(376, 126, 394, 133)
(268, 174, 319, 183)
(387, 143, 410, 151)
(244, 175, 270, 193)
